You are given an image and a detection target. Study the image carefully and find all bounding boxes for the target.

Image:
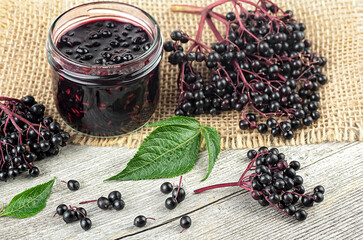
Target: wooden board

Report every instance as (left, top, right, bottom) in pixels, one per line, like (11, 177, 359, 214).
(0, 142, 362, 239)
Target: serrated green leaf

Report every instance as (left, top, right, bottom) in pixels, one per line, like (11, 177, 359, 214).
(105, 125, 202, 181)
(0, 177, 55, 218)
(201, 126, 220, 181)
(146, 116, 201, 129)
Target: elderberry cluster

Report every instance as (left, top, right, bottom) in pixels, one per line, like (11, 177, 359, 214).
(0, 95, 70, 182)
(80, 190, 125, 211)
(165, 1, 327, 139)
(160, 181, 186, 210)
(55, 204, 92, 231)
(248, 147, 325, 220)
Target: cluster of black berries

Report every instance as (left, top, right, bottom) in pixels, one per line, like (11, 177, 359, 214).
(194, 146, 325, 221)
(80, 190, 125, 211)
(160, 181, 186, 210)
(165, 1, 327, 139)
(247, 147, 325, 220)
(0, 95, 70, 182)
(55, 204, 92, 231)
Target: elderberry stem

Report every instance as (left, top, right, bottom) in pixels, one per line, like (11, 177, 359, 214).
(205, 18, 224, 42)
(0, 102, 24, 133)
(170, 5, 204, 14)
(174, 175, 183, 202)
(79, 200, 98, 204)
(0, 97, 24, 105)
(194, 182, 240, 194)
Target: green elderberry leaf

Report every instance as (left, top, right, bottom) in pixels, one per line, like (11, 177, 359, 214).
(0, 178, 55, 218)
(105, 125, 202, 181)
(146, 116, 200, 129)
(201, 126, 220, 181)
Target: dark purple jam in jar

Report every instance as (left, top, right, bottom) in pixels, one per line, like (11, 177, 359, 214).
(47, 2, 162, 136)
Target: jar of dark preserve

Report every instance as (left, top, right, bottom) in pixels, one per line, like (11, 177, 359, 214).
(47, 2, 162, 137)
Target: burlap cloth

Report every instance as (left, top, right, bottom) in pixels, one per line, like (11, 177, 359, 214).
(0, 0, 362, 149)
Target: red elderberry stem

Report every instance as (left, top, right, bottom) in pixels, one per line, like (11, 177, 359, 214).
(0, 102, 24, 133)
(69, 205, 87, 219)
(194, 182, 240, 194)
(205, 18, 224, 42)
(146, 217, 156, 221)
(0, 97, 23, 105)
(79, 200, 98, 204)
(174, 175, 183, 202)
(0, 101, 46, 136)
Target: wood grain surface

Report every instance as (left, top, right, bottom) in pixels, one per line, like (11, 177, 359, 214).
(0, 142, 362, 239)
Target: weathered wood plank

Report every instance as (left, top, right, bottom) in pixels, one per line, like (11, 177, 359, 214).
(0, 142, 361, 240)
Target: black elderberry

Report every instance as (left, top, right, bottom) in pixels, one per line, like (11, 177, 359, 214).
(165, 197, 178, 210)
(63, 209, 78, 224)
(67, 180, 80, 191)
(226, 12, 236, 21)
(258, 197, 269, 206)
(303, 116, 313, 126)
(49, 122, 61, 133)
(266, 190, 279, 201)
(76, 207, 87, 219)
(239, 120, 250, 130)
(258, 146, 269, 152)
(8, 168, 19, 179)
(80, 218, 92, 231)
(160, 182, 173, 194)
(113, 199, 125, 210)
(267, 154, 279, 165)
(313, 192, 324, 203)
(295, 209, 307, 221)
(302, 196, 314, 207)
(108, 191, 122, 202)
(292, 194, 300, 205)
(295, 185, 305, 194)
(247, 149, 257, 160)
(270, 148, 279, 158)
(251, 191, 262, 200)
(283, 177, 294, 191)
(134, 215, 147, 227)
(314, 185, 325, 194)
(257, 124, 268, 133)
(252, 179, 263, 191)
(172, 188, 186, 203)
(171, 30, 183, 41)
(284, 205, 296, 215)
(180, 216, 192, 229)
(97, 197, 111, 210)
(29, 167, 40, 177)
(288, 161, 300, 171)
(271, 127, 281, 136)
(293, 175, 304, 186)
(0, 171, 8, 182)
(259, 173, 272, 184)
(21, 95, 35, 106)
(56, 204, 68, 216)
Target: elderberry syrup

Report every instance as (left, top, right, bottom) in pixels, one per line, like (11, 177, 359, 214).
(47, 2, 162, 136)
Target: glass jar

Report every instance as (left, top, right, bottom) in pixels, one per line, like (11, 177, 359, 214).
(47, 2, 162, 137)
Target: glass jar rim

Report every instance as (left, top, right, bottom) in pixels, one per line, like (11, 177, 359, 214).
(47, 1, 162, 71)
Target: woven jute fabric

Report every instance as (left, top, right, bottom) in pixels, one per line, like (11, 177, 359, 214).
(0, 0, 362, 149)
